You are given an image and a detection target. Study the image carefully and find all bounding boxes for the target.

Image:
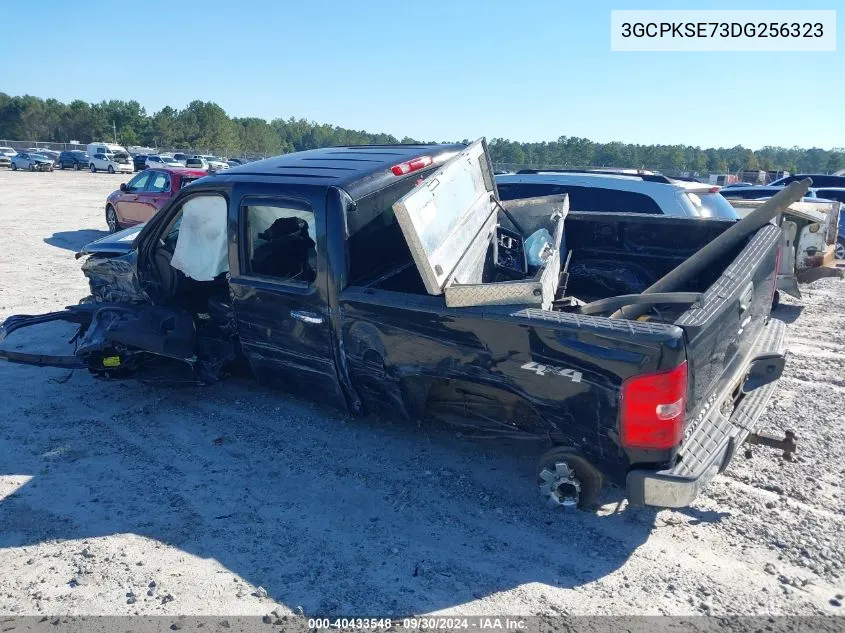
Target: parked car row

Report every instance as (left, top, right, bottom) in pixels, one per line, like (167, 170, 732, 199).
(1, 144, 257, 175)
(127, 152, 236, 172)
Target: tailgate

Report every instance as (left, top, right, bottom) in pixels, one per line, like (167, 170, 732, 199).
(675, 223, 782, 414)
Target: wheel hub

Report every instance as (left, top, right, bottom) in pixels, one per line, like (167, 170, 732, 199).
(538, 461, 581, 507)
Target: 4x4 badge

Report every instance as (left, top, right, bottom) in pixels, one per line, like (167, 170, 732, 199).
(521, 361, 583, 383)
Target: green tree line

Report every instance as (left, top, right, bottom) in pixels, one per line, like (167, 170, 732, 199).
(0, 93, 411, 157)
(489, 137, 845, 175)
(1, 92, 842, 173)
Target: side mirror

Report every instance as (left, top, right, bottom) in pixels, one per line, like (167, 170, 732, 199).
(120, 183, 127, 192)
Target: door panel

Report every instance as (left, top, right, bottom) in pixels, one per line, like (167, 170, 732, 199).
(227, 193, 346, 410)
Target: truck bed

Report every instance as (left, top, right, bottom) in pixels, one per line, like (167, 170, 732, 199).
(347, 210, 782, 491)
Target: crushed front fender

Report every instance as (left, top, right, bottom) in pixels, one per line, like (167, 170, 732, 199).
(81, 251, 149, 304)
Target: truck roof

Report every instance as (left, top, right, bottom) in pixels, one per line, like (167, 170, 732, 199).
(218, 144, 465, 199)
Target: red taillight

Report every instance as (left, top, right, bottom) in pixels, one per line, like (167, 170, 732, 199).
(620, 362, 688, 450)
(391, 155, 433, 176)
(709, 187, 720, 193)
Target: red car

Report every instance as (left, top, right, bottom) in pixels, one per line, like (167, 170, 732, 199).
(105, 167, 207, 232)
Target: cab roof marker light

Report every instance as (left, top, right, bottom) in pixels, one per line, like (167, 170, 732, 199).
(391, 155, 433, 176)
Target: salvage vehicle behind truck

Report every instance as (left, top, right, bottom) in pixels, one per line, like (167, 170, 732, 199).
(0, 140, 802, 509)
(730, 197, 843, 300)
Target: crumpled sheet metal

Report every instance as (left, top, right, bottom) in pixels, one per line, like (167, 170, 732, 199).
(81, 251, 149, 304)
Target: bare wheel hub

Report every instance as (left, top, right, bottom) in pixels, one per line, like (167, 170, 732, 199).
(538, 461, 581, 508)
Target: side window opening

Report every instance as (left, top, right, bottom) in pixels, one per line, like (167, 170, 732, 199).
(147, 193, 230, 311)
(346, 174, 435, 286)
(127, 172, 150, 192)
(243, 204, 317, 286)
(495, 183, 522, 201)
(509, 183, 662, 214)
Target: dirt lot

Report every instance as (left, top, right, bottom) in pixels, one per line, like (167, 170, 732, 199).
(0, 168, 843, 618)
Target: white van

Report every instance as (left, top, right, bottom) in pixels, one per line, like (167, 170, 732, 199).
(87, 142, 134, 174)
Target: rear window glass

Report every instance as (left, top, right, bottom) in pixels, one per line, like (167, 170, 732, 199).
(243, 203, 317, 285)
(683, 192, 738, 219)
(816, 190, 845, 204)
(719, 189, 774, 200)
(496, 183, 522, 201)
(502, 182, 663, 214)
(180, 177, 199, 189)
(808, 176, 845, 188)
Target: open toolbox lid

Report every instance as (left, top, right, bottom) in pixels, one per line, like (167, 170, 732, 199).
(392, 138, 568, 309)
(392, 139, 498, 296)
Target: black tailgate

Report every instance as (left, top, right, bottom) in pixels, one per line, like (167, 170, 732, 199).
(675, 223, 781, 414)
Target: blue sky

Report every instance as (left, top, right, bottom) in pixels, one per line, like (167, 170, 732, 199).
(0, 1, 841, 149)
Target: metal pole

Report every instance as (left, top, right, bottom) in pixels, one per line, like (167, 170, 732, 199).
(609, 178, 812, 320)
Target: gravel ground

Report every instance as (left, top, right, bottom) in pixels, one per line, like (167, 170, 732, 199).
(0, 168, 843, 618)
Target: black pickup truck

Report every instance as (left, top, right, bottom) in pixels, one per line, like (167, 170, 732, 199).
(0, 140, 789, 509)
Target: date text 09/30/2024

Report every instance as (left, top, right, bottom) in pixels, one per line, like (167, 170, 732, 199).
(307, 617, 528, 630)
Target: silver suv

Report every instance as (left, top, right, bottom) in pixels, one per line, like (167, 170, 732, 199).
(496, 170, 738, 219)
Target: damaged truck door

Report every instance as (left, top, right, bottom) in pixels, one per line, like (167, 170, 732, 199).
(227, 190, 347, 410)
(1, 189, 237, 381)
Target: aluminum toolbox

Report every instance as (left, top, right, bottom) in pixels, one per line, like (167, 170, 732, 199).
(392, 139, 567, 310)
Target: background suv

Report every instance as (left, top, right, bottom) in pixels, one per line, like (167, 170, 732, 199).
(718, 186, 820, 201)
(769, 174, 845, 188)
(57, 150, 89, 170)
(0, 148, 12, 169)
(185, 156, 208, 170)
(145, 155, 183, 169)
(495, 170, 738, 218)
(132, 154, 148, 171)
(194, 154, 229, 170)
(90, 151, 133, 174)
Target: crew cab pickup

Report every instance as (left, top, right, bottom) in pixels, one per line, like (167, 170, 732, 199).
(0, 140, 790, 509)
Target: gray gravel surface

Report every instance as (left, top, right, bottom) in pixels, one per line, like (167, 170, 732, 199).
(0, 169, 843, 616)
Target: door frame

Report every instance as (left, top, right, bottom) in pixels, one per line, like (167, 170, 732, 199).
(226, 188, 347, 409)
